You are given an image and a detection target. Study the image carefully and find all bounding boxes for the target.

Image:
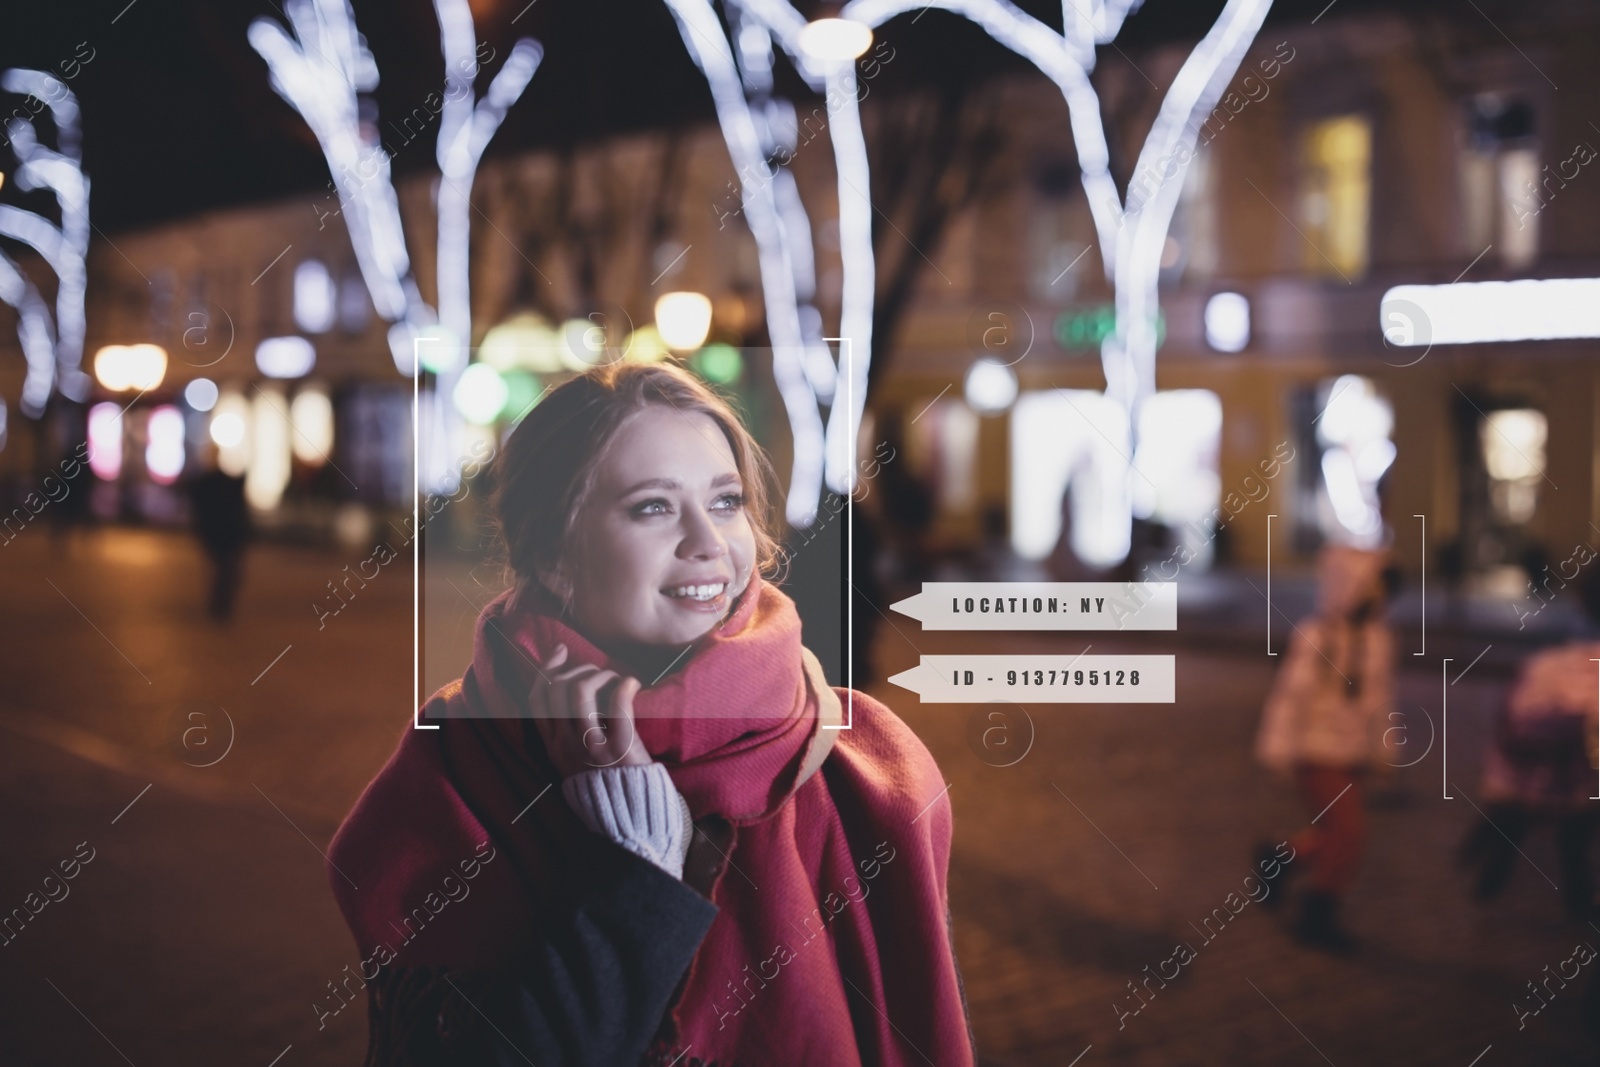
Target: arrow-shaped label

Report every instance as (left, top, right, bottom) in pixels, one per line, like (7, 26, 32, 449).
(890, 582, 1175, 630)
(888, 655, 1175, 703)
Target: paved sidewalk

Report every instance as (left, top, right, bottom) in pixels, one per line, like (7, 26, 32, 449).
(871, 619, 1599, 1066)
(1, 528, 1596, 1065)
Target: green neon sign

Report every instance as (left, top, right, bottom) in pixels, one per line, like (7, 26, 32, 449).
(1053, 305, 1166, 351)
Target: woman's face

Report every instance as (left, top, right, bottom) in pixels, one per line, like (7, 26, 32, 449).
(558, 405, 757, 650)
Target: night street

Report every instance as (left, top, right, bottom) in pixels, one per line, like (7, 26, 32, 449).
(4, 2, 1600, 1059)
(0, 528, 1589, 1065)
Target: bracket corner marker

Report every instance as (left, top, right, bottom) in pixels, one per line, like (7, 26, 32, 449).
(412, 334, 438, 731)
(1414, 514, 1427, 657)
(1441, 658, 1452, 799)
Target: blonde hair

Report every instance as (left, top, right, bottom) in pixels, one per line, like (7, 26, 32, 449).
(492, 360, 782, 613)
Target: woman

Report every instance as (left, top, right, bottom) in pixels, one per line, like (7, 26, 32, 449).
(326, 361, 974, 1066)
(1254, 544, 1396, 951)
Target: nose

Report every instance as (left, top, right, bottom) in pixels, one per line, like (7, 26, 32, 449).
(677, 502, 729, 562)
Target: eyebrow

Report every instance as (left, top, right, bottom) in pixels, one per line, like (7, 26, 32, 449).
(619, 472, 742, 497)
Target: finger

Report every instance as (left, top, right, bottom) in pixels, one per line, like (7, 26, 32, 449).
(606, 678, 645, 764)
(550, 661, 602, 684)
(607, 676, 642, 725)
(569, 670, 619, 730)
(547, 664, 604, 719)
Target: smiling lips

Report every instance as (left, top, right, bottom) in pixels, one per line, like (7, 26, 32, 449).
(663, 580, 731, 612)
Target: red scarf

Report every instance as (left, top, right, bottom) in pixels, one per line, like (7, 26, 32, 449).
(326, 577, 972, 1067)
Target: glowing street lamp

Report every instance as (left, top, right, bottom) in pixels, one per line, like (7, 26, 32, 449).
(93, 343, 168, 392)
(184, 377, 219, 412)
(481, 312, 563, 373)
(1204, 292, 1250, 353)
(256, 336, 317, 379)
(654, 291, 713, 352)
(798, 17, 873, 64)
(964, 357, 1018, 414)
(452, 363, 510, 424)
(93, 345, 128, 391)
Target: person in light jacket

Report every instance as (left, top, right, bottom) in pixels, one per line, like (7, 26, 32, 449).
(1255, 544, 1397, 951)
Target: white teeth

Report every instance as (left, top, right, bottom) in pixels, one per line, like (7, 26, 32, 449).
(667, 582, 725, 601)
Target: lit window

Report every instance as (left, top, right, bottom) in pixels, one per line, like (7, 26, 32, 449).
(210, 391, 251, 477)
(257, 336, 316, 379)
(88, 402, 123, 481)
(1496, 149, 1540, 270)
(294, 260, 337, 333)
(1460, 95, 1539, 271)
(1314, 375, 1394, 546)
(1482, 408, 1545, 525)
(145, 406, 186, 485)
(1299, 116, 1371, 278)
(247, 386, 292, 510)
(290, 386, 335, 465)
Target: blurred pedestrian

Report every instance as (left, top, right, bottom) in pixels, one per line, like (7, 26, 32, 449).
(187, 457, 250, 621)
(1459, 572, 1600, 918)
(1255, 545, 1398, 951)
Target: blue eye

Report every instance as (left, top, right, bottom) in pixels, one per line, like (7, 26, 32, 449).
(632, 498, 670, 516)
(713, 492, 746, 512)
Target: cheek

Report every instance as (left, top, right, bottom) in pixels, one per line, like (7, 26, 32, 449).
(591, 527, 662, 600)
(730, 522, 758, 586)
(567, 520, 641, 609)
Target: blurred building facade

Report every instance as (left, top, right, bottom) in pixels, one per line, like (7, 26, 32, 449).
(1, 3, 1597, 588)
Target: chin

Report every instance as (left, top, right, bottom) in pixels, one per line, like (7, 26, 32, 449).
(661, 617, 722, 645)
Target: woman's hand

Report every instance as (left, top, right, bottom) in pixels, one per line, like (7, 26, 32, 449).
(529, 644, 652, 777)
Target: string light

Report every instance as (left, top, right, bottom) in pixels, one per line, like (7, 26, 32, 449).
(797, 17, 874, 63)
(0, 69, 91, 411)
(655, 291, 714, 351)
(249, 0, 541, 494)
(663, 0, 828, 526)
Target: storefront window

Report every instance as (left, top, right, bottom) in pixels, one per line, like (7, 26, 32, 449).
(1299, 115, 1371, 278)
(1460, 94, 1539, 270)
(1481, 408, 1546, 525)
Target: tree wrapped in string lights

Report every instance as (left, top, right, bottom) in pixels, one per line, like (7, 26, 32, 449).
(0, 69, 91, 416)
(248, 0, 540, 490)
(849, 0, 1274, 561)
(694, 0, 1273, 556)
